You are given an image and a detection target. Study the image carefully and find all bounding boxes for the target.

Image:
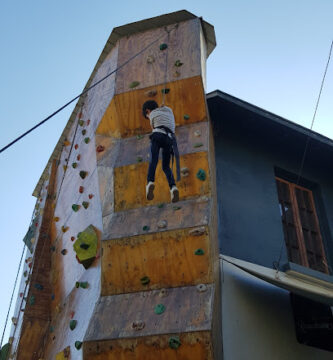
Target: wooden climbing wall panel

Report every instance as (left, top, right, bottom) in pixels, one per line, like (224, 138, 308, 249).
(114, 151, 210, 212)
(96, 76, 206, 138)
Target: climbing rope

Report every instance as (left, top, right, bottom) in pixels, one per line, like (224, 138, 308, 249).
(161, 27, 171, 106)
(0, 25, 178, 154)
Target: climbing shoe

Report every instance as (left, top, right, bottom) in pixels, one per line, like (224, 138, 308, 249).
(170, 186, 179, 203)
(146, 182, 155, 200)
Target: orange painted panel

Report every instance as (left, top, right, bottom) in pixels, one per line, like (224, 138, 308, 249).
(83, 332, 213, 360)
(101, 227, 211, 295)
(96, 76, 207, 138)
(114, 151, 210, 212)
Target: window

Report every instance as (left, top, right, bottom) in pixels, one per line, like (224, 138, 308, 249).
(275, 177, 328, 274)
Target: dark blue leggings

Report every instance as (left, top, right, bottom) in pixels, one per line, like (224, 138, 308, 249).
(147, 132, 175, 189)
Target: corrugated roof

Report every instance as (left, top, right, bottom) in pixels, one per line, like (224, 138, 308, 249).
(33, 10, 216, 197)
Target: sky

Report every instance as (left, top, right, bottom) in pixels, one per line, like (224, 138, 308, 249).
(0, 0, 332, 344)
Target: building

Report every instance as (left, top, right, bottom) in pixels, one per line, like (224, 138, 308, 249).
(2, 9, 332, 360)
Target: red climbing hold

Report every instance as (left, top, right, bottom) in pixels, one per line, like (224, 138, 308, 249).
(96, 145, 105, 153)
(74, 144, 79, 150)
(88, 194, 93, 199)
(77, 154, 81, 161)
(71, 236, 75, 241)
(79, 186, 84, 194)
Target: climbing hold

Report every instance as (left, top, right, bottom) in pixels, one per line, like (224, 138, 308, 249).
(194, 248, 205, 256)
(72, 204, 80, 212)
(63, 165, 68, 172)
(61, 249, 68, 255)
(54, 217, 60, 222)
(154, 304, 165, 315)
(189, 227, 206, 236)
(146, 55, 155, 64)
(78, 111, 83, 119)
(63, 140, 70, 146)
(79, 171, 87, 179)
(61, 226, 69, 233)
(136, 134, 144, 140)
(29, 295, 35, 306)
(194, 142, 203, 148)
(157, 220, 167, 229)
(142, 225, 150, 231)
(19, 292, 23, 297)
(129, 81, 140, 89)
(72, 162, 78, 169)
(71, 236, 75, 241)
(169, 336, 181, 349)
(161, 88, 170, 94)
(73, 225, 98, 269)
(84, 137, 90, 144)
(50, 245, 56, 252)
(80, 243, 90, 250)
(196, 284, 207, 293)
(34, 283, 44, 291)
(82, 201, 89, 209)
(145, 89, 157, 97)
(181, 167, 189, 177)
(11, 317, 18, 325)
(88, 194, 94, 199)
(159, 288, 168, 298)
(0, 343, 10, 359)
(77, 154, 81, 161)
(174, 59, 183, 67)
(137, 156, 143, 163)
(87, 119, 90, 125)
(159, 43, 168, 50)
(194, 130, 201, 137)
(183, 114, 190, 120)
(75, 341, 82, 350)
(173, 70, 181, 77)
(196, 169, 206, 181)
(96, 145, 105, 153)
(173, 205, 181, 211)
(81, 129, 86, 136)
(79, 186, 84, 193)
(157, 203, 165, 208)
(78, 120, 84, 127)
(74, 144, 79, 150)
(140, 276, 150, 285)
(132, 321, 145, 331)
(70, 311, 75, 319)
(51, 294, 55, 300)
(50, 325, 55, 333)
(76, 281, 88, 289)
(69, 319, 77, 330)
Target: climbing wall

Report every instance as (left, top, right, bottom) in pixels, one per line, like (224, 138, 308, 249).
(86, 16, 221, 359)
(8, 11, 219, 360)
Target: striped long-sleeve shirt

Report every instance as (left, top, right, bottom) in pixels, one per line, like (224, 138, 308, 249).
(149, 106, 175, 135)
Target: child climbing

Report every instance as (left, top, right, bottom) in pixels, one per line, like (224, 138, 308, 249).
(142, 100, 180, 203)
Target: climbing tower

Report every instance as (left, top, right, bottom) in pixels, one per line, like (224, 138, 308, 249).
(7, 10, 219, 360)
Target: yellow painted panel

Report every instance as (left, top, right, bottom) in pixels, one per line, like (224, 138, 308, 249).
(114, 151, 210, 212)
(101, 227, 211, 295)
(83, 332, 213, 360)
(96, 76, 207, 138)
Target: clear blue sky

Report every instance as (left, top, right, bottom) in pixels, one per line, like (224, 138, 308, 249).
(1, 0, 332, 343)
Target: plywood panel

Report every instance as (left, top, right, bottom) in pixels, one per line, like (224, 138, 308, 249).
(101, 227, 211, 295)
(85, 285, 213, 341)
(115, 18, 203, 94)
(114, 151, 210, 212)
(96, 76, 206, 138)
(83, 332, 213, 360)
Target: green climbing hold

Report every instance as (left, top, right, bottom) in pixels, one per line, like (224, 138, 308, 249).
(183, 114, 190, 120)
(79, 281, 88, 289)
(140, 276, 150, 285)
(0, 343, 10, 360)
(78, 120, 84, 126)
(194, 248, 205, 256)
(137, 156, 143, 163)
(196, 169, 206, 181)
(82, 129, 86, 135)
(84, 137, 90, 144)
(159, 43, 168, 50)
(72, 162, 77, 168)
(169, 336, 181, 349)
(157, 203, 165, 209)
(129, 81, 140, 89)
(173, 205, 181, 211)
(29, 295, 35, 306)
(82, 201, 89, 209)
(69, 319, 77, 330)
(174, 59, 183, 67)
(142, 225, 150, 231)
(80, 243, 90, 250)
(79, 171, 87, 179)
(136, 134, 144, 140)
(75, 281, 80, 288)
(154, 304, 165, 315)
(50, 326, 54, 333)
(194, 142, 203, 148)
(72, 204, 80, 212)
(75, 341, 83, 350)
(23, 271, 28, 277)
(161, 88, 170, 94)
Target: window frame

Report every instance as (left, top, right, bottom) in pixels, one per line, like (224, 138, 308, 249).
(276, 176, 329, 274)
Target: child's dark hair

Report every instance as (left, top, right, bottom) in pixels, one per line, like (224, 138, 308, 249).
(142, 100, 158, 118)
